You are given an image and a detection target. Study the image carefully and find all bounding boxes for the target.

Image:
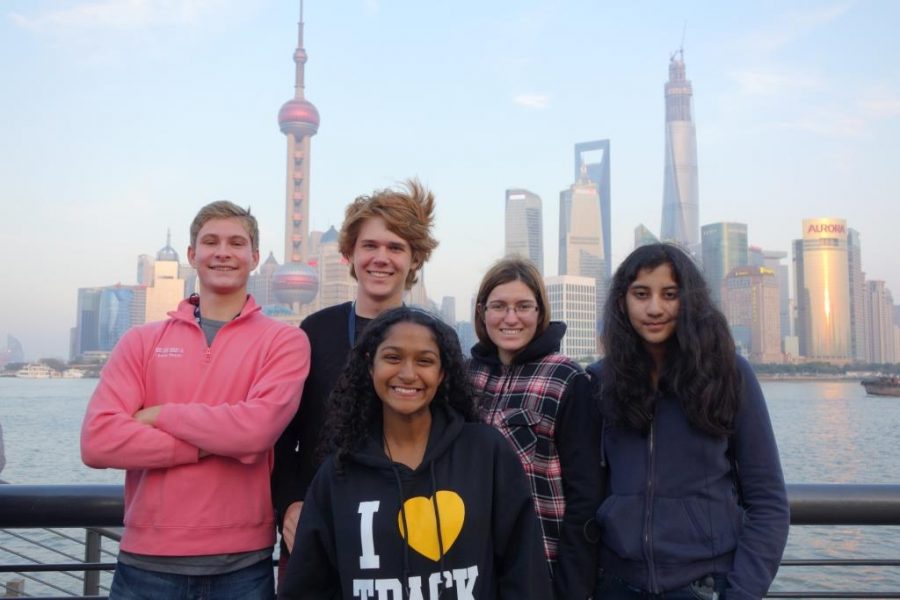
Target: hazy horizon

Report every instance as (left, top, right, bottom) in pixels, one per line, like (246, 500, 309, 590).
(2, 1, 899, 360)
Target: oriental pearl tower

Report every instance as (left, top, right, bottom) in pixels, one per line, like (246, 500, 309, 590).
(274, 1, 319, 309)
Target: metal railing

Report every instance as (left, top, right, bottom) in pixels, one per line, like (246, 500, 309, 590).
(1, 484, 899, 598)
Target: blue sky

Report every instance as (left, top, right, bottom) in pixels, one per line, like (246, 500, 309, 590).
(1, 0, 899, 360)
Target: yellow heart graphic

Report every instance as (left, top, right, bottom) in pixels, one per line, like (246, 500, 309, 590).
(397, 490, 465, 561)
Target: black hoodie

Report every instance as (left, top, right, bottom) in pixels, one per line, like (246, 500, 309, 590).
(278, 403, 554, 600)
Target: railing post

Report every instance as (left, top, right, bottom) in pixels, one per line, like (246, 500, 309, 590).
(3, 578, 26, 597)
(83, 529, 101, 596)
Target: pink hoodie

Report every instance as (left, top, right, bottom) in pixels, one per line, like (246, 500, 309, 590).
(81, 296, 310, 556)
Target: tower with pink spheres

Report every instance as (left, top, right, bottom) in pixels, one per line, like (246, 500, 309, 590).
(275, 1, 319, 307)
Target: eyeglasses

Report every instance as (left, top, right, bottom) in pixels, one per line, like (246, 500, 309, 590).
(483, 301, 539, 316)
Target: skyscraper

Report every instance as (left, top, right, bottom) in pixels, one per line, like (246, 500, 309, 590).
(559, 171, 606, 316)
(504, 189, 543, 274)
(762, 250, 791, 348)
(574, 140, 611, 277)
(545, 275, 597, 361)
(864, 280, 895, 363)
(634, 224, 659, 249)
(701, 222, 748, 307)
(793, 218, 852, 361)
(660, 50, 699, 250)
(279, 1, 319, 265)
(847, 228, 868, 361)
(722, 266, 782, 363)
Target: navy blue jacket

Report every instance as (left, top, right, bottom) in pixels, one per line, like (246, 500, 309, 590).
(586, 356, 789, 600)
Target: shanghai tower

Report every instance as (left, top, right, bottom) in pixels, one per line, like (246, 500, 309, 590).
(660, 49, 699, 249)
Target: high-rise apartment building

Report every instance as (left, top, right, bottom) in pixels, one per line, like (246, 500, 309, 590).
(847, 229, 868, 361)
(701, 222, 748, 307)
(864, 280, 895, 363)
(144, 234, 185, 323)
(545, 275, 597, 361)
(505, 189, 543, 274)
(793, 218, 852, 361)
(73, 287, 103, 360)
(313, 226, 356, 310)
(559, 171, 606, 316)
(660, 50, 700, 250)
(250, 252, 281, 306)
(440, 296, 457, 326)
(722, 266, 782, 363)
(574, 140, 611, 278)
(634, 225, 659, 249)
(98, 285, 147, 352)
(762, 250, 791, 348)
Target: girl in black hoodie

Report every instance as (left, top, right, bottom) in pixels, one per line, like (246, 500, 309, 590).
(279, 307, 552, 600)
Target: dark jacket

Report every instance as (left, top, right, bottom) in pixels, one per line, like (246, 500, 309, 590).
(586, 356, 789, 600)
(468, 322, 602, 600)
(278, 404, 554, 600)
(273, 302, 357, 525)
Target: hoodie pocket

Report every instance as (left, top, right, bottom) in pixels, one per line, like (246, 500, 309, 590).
(653, 497, 739, 564)
(595, 494, 645, 560)
(501, 408, 541, 463)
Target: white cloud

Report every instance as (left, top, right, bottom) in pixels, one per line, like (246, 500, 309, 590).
(9, 0, 229, 32)
(362, 0, 379, 16)
(775, 109, 867, 139)
(859, 91, 900, 119)
(729, 68, 823, 97)
(513, 94, 549, 110)
(743, 1, 854, 54)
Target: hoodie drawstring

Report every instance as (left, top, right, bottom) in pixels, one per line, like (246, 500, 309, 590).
(391, 464, 412, 600)
(429, 461, 448, 596)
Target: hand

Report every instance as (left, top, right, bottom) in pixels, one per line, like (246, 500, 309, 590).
(282, 501, 303, 552)
(134, 405, 162, 426)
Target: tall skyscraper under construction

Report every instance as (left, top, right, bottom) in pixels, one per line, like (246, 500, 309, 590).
(660, 50, 699, 250)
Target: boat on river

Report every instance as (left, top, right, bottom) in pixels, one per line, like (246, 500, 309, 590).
(861, 376, 900, 397)
(15, 363, 58, 379)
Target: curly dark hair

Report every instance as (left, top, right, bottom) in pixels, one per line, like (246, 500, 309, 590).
(600, 243, 742, 436)
(319, 306, 479, 467)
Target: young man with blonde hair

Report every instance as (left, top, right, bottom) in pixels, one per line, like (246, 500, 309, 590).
(82, 200, 310, 599)
(272, 179, 438, 570)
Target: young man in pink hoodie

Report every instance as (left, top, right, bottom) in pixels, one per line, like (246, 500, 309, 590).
(81, 201, 310, 599)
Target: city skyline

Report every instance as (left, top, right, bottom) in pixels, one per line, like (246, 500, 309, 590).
(2, 1, 899, 359)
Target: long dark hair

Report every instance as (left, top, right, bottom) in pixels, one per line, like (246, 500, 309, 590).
(319, 306, 479, 466)
(601, 243, 741, 436)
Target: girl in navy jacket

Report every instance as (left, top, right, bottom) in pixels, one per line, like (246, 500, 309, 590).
(588, 243, 789, 600)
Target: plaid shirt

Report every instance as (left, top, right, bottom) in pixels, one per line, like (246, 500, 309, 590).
(467, 342, 584, 566)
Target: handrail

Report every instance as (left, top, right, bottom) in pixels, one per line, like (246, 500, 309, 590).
(4, 483, 900, 527)
(1, 483, 899, 599)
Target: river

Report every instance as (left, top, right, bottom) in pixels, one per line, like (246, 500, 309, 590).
(1, 377, 898, 596)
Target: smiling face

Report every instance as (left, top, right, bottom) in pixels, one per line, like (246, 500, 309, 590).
(349, 217, 415, 308)
(625, 262, 680, 363)
(371, 322, 444, 422)
(483, 280, 540, 365)
(188, 217, 259, 298)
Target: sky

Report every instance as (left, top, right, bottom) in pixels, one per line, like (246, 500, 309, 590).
(1, 0, 899, 360)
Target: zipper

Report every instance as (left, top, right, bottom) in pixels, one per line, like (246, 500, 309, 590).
(644, 417, 658, 593)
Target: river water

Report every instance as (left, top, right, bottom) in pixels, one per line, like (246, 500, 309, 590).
(1, 377, 898, 596)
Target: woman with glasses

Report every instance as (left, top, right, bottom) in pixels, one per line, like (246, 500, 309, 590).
(467, 257, 602, 600)
(588, 244, 789, 600)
